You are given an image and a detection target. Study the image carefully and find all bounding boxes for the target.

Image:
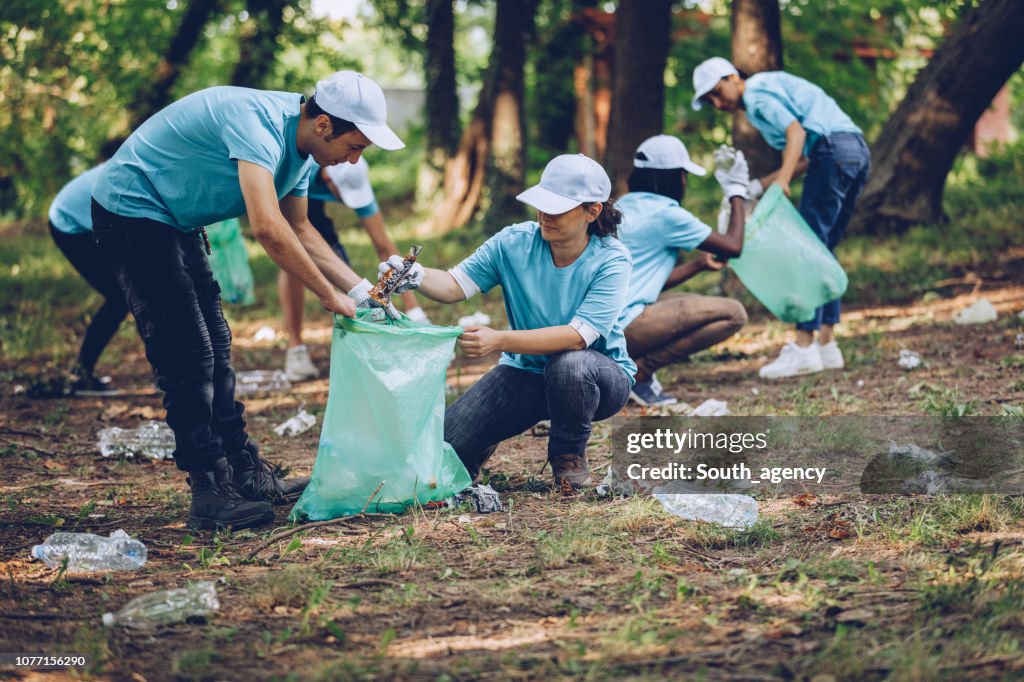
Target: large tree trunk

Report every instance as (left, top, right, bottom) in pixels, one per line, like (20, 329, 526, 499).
(730, 0, 782, 180)
(128, 0, 223, 128)
(851, 0, 1024, 235)
(604, 0, 674, 196)
(231, 0, 288, 88)
(428, 0, 534, 234)
(416, 0, 460, 207)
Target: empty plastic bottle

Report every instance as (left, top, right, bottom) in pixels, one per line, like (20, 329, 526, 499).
(102, 581, 219, 629)
(235, 369, 292, 396)
(32, 529, 147, 572)
(98, 421, 175, 460)
(654, 493, 759, 530)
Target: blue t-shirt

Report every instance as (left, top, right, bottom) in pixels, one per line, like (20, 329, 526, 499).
(743, 71, 861, 157)
(93, 87, 315, 231)
(49, 163, 107, 235)
(454, 222, 636, 381)
(616, 192, 713, 328)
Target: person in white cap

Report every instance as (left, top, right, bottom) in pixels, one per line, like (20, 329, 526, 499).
(279, 157, 430, 382)
(616, 134, 750, 406)
(396, 154, 635, 490)
(89, 71, 405, 531)
(691, 57, 870, 379)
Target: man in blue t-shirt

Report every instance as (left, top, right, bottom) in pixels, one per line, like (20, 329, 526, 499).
(692, 57, 870, 380)
(90, 71, 405, 531)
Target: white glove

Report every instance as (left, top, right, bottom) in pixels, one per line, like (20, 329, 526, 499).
(715, 149, 750, 200)
(406, 306, 431, 324)
(747, 178, 764, 200)
(379, 255, 425, 294)
(347, 278, 373, 305)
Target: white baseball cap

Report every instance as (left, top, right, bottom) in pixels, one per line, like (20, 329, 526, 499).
(516, 154, 611, 215)
(691, 57, 739, 110)
(324, 156, 375, 209)
(313, 71, 405, 151)
(634, 135, 707, 176)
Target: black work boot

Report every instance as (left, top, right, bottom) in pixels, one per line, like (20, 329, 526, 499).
(187, 458, 275, 531)
(228, 440, 309, 506)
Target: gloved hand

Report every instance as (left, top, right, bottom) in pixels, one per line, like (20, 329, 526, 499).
(715, 149, 750, 200)
(347, 278, 374, 306)
(747, 178, 764, 200)
(347, 277, 399, 321)
(379, 255, 425, 294)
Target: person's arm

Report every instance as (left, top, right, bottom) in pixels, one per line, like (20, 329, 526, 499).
(237, 161, 354, 315)
(662, 252, 724, 291)
(771, 121, 806, 197)
(757, 158, 809, 189)
(698, 195, 745, 258)
(459, 325, 585, 358)
(278, 194, 363, 293)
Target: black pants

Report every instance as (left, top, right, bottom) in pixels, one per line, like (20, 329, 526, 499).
(308, 199, 350, 264)
(91, 200, 249, 472)
(49, 222, 129, 374)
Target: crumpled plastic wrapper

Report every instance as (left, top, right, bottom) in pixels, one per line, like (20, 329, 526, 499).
(447, 484, 503, 513)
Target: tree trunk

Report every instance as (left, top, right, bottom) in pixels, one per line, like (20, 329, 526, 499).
(128, 0, 223, 128)
(730, 0, 782, 180)
(605, 0, 673, 196)
(851, 0, 1024, 235)
(231, 0, 288, 88)
(417, 0, 460, 207)
(428, 0, 534, 234)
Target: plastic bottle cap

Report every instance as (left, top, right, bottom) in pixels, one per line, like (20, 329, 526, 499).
(102, 612, 114, 627)
(31, 545, 42, 559)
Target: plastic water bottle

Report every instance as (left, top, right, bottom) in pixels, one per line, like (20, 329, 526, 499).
(98, 421, 175, 460)
(235, 369, 292, 396)
(102, 581, 219, 629)
(654, 493, 759, 530)
(32, 530, 147, 572)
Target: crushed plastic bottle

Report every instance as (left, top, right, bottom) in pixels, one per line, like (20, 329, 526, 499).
(98, 421, 175, 460)
(235, 369, 292, 396)
(273, 408, 317, 437)
(102, 581, 219, 629)
(691, 399, 729, 417)
(32, 529, 147, 572)
(457, 311, 491, 328)
(654, 493, 759, 530)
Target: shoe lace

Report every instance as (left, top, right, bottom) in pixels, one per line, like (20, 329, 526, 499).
(252, 457, 289, 493)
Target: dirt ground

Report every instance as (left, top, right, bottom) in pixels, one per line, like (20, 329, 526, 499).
(2, 285, 1024, 681)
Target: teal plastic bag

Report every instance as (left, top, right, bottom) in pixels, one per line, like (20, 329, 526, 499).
(729, 185, 848, 323)
(205, 218, 255, 305)
(290, 312, 472, 521)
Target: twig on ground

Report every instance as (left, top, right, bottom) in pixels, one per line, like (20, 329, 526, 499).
(360, 480, 386, 515)
(244, 512, 393, 561)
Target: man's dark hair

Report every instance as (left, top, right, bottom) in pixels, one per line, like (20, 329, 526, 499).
(627, 164, 685, 203)
(583, 200, 623, 239)
(305, 94, 359, 140)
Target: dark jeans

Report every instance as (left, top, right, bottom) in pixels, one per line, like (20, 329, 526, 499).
(90, 200, 249, 472)
(308, 199, 350, 264)
(444, 350, 631, 475)
(797, 132, 870, 331)
(49, 223, 129, 374)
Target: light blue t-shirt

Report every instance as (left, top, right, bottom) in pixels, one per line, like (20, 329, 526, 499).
(93, 87, 315, 232)
(49, 163, 107, 235)
(616, 192, 713, 328)
(742, 71, 861, 157)
(455, 222, 636, 382)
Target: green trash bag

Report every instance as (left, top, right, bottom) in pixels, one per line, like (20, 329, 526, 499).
(290, 311, 472, 521)
(205, 218, 255, 305)
(729, 185, 848, 323)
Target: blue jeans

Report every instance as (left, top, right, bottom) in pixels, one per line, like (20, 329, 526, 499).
(444, 350, 631, 476)
(796, 132, 870, 331)
(91, 200, 249, 472)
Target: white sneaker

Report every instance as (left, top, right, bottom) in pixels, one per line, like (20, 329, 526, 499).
(818, 341, 845, 370)
(758, 343, 824, 379)
(284, 344, 319, 382)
